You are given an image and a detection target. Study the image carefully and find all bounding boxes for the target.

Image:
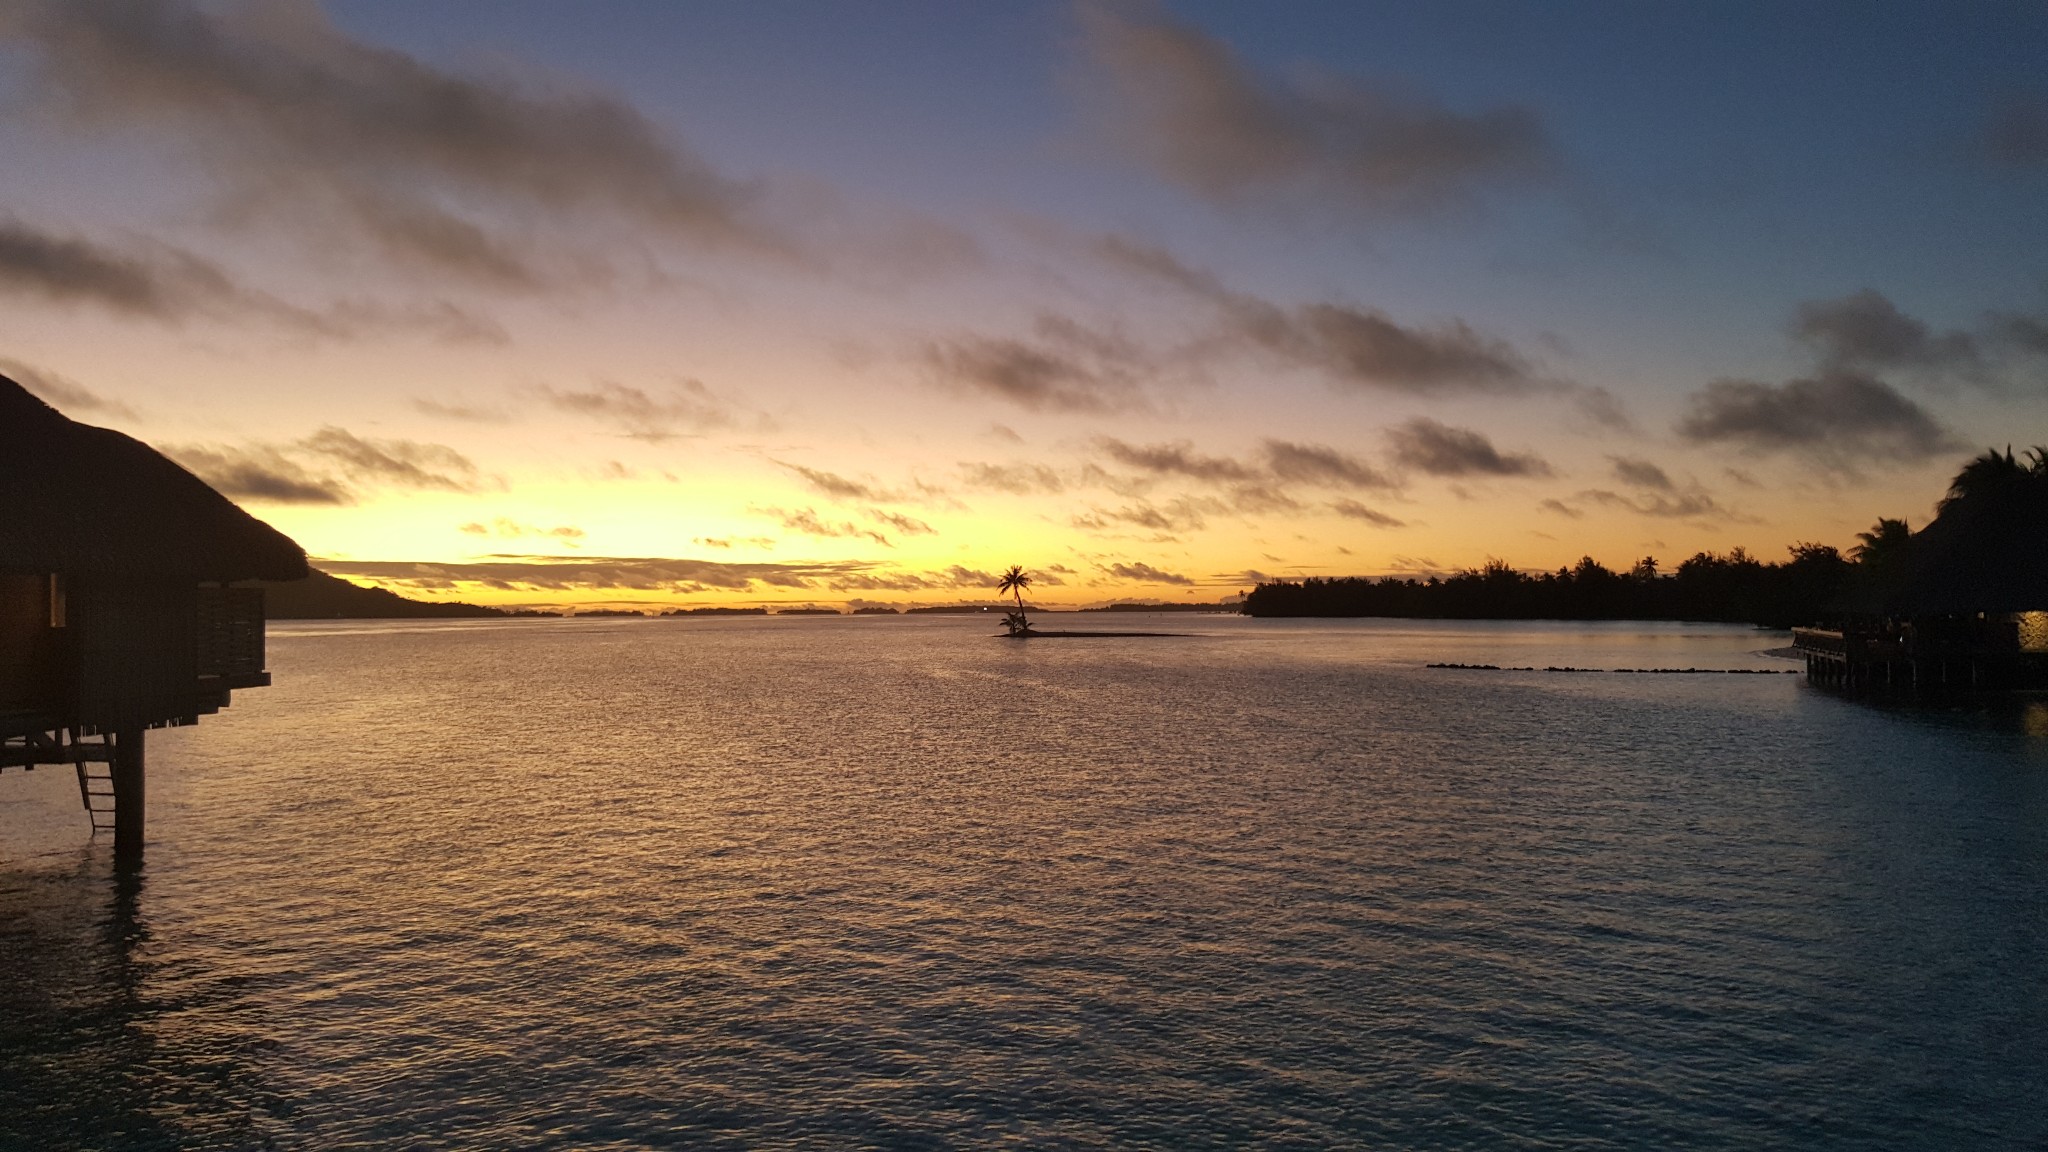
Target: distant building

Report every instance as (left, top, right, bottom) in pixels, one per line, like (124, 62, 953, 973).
(0, 375, 306, 851)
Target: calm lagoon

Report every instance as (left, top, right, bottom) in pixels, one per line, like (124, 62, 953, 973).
(3, 616, 2045, 1149)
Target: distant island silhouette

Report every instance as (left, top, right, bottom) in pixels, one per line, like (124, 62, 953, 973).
(262, 570, 549, 619)
(1243, 549, 1849, 629)
(1246, 446, 2048, 631)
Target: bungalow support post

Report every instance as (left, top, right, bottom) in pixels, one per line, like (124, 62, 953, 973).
(112, 727, 144, 856)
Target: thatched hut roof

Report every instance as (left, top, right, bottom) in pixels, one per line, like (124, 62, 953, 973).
(0, 375, 307, 581)
(1882, 478, 2048, 616)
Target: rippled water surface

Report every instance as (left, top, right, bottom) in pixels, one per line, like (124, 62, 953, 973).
(4, 616, 2046, 1149)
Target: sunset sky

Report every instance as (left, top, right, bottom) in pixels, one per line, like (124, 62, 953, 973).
(1, 0, 2044, 609)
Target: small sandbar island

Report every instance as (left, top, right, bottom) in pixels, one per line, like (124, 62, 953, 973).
(991, 566, 1188, 638)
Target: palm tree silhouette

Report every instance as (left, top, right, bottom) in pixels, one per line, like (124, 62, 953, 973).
(997, 565, 1033, 636)
(1939, 445, 2048, 513)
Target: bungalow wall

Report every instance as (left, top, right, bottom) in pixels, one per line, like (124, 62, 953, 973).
(71, 576, 204, 731)
(0, 574, 268, 734)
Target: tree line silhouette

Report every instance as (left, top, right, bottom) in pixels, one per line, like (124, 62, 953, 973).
(1243, 549, 1852, 628)
(1243, 447, 2048, 628)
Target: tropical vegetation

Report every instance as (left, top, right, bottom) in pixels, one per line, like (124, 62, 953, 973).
(997, 565, 1035, 636)
(1244, 446, 2048, 627)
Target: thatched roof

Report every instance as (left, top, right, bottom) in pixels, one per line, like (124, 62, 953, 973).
(1882, 477, 2048, 615)
(0, 375, 307, 581)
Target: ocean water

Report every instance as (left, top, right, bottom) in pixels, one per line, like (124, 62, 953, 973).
(2, 615, 2045, 1150)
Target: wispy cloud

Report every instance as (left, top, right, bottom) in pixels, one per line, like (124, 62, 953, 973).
(776, 461, 895, 502)
(1608, 456, 1674, 491)
(0, 215, 504, 341)
(161, 427, 486, 504)
(756, 506, 891, 547)
(1091, 235, 1550, 397)
(160, 443, 351, 505)
(0, 357, 135, 418)
(1792, 289, 1980, 378)
(1329, 499, 1404, 527)
(2, 0, 778, 289)
(958, 461, 1067, 495)
(460, 518, 585, 545)
(315, 555, 1006, 597)
(1074, 4, 1554, 219)
(414, 397, 512, 423)
(867, 509, 935, 536)
(1985, 92, 2048, 168)
(540, 379, 749, 441)
(1096, 437, 1259, 483)
(922, 314, 1150, 413)
(1261, 439, 1396, 489)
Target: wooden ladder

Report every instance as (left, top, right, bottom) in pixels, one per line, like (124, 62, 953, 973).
(69, 735, 119, 835)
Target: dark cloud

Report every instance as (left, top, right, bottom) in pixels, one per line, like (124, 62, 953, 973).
(1536, 498, 1584, 519)
(1986, 93, 2048, 167)
(1609, 456, 1674, 491)
(1674, 371, 1960, 462)
(1091, 235, 1546, 396)
(1793, 289, 1978, 375)
(1075, 5, 1554, 218)
(1096, 437, 1259, 482)
(1386, 418, 1552, 478)
(1329, 499, 1404, 527)
(2, 0, 772, 288)
(1262, 440, 1397, 489)
(693, 536, 775, 551)
(541, 379, 744, 441)
(923, 314, 1148, 413)
(1103, 561, 1194, 586)
(161, 426, 483, 504)
(0, 357, 135, 418)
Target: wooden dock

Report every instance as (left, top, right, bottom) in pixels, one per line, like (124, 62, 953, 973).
(1793, 624, 2048, 692)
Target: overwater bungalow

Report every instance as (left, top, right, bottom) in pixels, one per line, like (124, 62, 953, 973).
(0, 376, 305, 850)
(1795, 449, 2048, 691)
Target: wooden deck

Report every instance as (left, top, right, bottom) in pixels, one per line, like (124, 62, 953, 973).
(1793, 625, 2048, 691)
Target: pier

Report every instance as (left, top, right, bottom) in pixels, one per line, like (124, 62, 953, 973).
(1793, 619, 2048, 693)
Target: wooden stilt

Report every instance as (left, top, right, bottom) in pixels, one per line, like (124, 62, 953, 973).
(111, 727, 144, 859)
